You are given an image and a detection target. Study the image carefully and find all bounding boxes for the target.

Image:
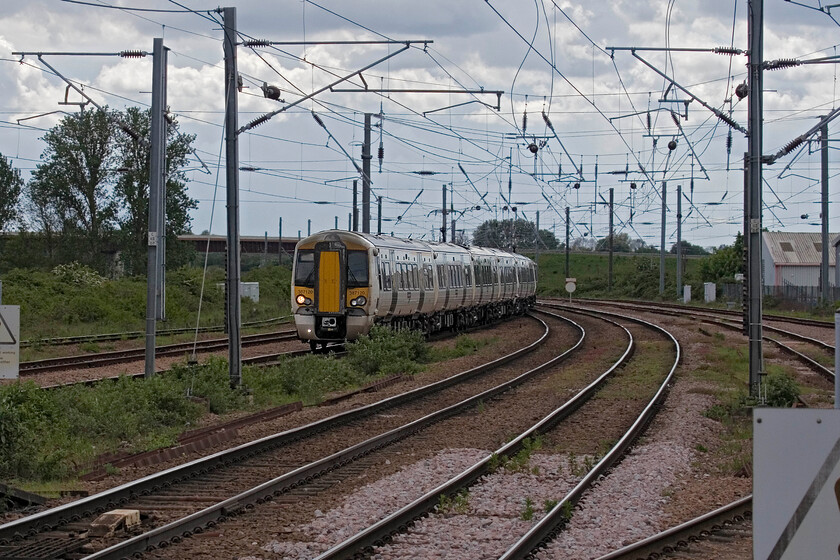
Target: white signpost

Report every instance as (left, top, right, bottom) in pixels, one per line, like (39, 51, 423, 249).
(565, 278, 576, 303)
(0, 305, 20, 380)
(754, 409, 840, 559)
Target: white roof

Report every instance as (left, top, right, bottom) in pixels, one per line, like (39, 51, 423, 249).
(763, 231, 837, 266)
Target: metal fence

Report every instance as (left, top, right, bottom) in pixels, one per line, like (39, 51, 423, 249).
(720, 283, 840, 309)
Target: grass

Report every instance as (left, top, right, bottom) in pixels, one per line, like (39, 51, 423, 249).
(534, 252, 704, 301)
(0, 327, 431, 485)
(1, 263, 292, 345)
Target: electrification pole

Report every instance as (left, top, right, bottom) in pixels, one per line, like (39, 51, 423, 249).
(677, 184, 683, 300)
(441, 184, 447, 242)
(377, 196, 382, 235)
(352, 179, 359, 232)
(608, 187, 614, 292)
(278, 217, 282, 264)
(821, 120, 830, 304)
(450, 183, 455, 243)
(565, 206, 570, 278)
(145, 37, 167, 378)
(747, 0, 764, 397)
(660, 181, 667, 295)
(223, 6, 242, 388)
(535, 210, 540, 263)
(362, 113, 372, 233)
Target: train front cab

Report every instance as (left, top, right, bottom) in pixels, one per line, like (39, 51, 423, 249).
(292, 232, 374, 349)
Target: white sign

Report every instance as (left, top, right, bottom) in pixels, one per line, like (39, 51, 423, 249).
(0, 305, 20, 380)
(754, 409, 840, 559)
(565, 278, 577, 294)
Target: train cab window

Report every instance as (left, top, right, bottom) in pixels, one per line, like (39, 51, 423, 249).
(380, 261, 392, 291)
(347, 251, 369, 287)
(294, 250, 315, 287)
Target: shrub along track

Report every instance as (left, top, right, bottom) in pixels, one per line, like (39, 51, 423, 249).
(0, 312, 588, 560)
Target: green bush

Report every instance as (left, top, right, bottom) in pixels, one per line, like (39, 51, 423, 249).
(763, 371, 800, 407)
(346, 326, 428, 377)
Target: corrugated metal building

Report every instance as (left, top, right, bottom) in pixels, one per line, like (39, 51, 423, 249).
(762, 231, 838, 287)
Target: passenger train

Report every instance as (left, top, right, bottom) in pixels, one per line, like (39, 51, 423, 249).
(291, 230, 537, 349)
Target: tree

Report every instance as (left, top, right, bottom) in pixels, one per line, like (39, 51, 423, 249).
(472, 219, 558, 250)
(0, 153, 23, 231)
(670, 240, 708, 255)
(595, 232, 632, 252)
(26, 109, 118, 271)
(699, 233, 744, 282)
(112, 107, 197, 275)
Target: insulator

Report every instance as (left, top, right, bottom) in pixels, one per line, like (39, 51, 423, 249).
(782, 136, 805, 156)
(716, 111, 740, 130)
(119, 50, 146, 58)
(541, 111, 554, 130)
(765, 58, 800, 71)
(417, 170, 435, 176)
(714, 46, 743, 55)
(522, 111, 527, 133)
(726, 131, 733, 151)
(378, 146, 384, 160)
(243, 39, 271, 47)
(311, 112, 325, 128)
(246, 114, 271, 130)
(646, 112, 651, 131)
(671, 111, 681, 127)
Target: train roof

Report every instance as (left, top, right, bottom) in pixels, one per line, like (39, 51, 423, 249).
(295, 230, 534, 263)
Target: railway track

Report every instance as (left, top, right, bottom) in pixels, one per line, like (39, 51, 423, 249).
(19, 316, 290, 349)
(594, 496, 752, 560)
(19, 329, 298, 376)
(555, 298, 835, 383)
(309, 305, 678, 560)
(1, 313, 583, 560)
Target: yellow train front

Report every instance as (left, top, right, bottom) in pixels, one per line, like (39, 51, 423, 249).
(291, 230, 537, 350)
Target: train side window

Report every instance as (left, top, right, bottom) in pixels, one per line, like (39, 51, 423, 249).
(347, 251, 369, 287)
(423, 265, 433, 290)
(437, 264, 447, 288)
(412, 264, 420, 290)
(464, 266, 472, 287)
(294, 250, 315, 287)
(381, 261, 392, 291)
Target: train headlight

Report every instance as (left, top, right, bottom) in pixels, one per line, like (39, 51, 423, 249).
(351, 296, 367, 306)
(296, 294, 308, 305)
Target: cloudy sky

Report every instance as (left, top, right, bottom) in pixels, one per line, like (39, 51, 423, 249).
(1, 0, 838, 249)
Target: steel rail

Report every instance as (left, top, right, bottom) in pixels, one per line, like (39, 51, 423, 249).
(560, 300, 835, 380)
(312, 308, 632, 560)
(20, 330, 297, 374)
(0, 315, 551, 553)
(498, 304, 680, 560)
(592, 496, 752, 560)
(20, 316, 290, 348)
(571, 297, 833, 329)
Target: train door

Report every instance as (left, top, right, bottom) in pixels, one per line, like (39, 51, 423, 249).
(314, 239, 346, 339)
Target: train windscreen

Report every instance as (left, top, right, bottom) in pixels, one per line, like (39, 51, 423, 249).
(346, 250, 369, 287)
(294, 250, 315, 287)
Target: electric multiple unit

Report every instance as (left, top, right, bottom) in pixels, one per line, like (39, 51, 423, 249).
(291, 230, 537, 350)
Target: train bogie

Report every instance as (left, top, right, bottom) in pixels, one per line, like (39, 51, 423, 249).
(291, 230, 537, 347)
